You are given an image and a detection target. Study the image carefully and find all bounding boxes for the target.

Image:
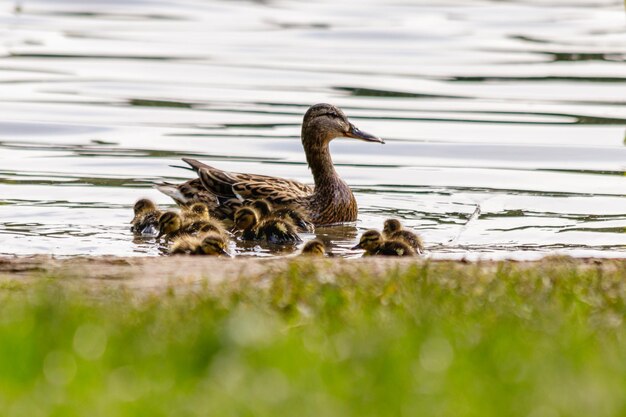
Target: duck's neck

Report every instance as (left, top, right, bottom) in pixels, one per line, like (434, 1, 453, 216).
(302, 131, 358, 224)
(303, 131, 343, 191)
(305, 141, 340, 188)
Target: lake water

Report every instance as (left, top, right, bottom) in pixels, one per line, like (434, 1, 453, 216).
(0, 0, 625, 260)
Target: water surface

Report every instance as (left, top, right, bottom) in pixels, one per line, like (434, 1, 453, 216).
(1, 0, 625, 259)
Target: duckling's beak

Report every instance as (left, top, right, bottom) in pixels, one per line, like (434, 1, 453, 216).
(345, 123, 385, 144)
(351, 242, 363, 250)
(219, 248, 232, 257)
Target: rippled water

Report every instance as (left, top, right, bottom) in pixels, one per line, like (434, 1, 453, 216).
(0, 0, 625, 259)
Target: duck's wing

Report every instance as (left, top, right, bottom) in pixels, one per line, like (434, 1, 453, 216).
(183, 158, 313, 205)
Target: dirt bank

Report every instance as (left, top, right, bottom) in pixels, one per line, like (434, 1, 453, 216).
(0, 255, 623, 293)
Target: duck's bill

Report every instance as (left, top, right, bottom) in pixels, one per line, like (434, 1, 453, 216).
(351, 243, 363, 250)
(345, 123, 385, 144)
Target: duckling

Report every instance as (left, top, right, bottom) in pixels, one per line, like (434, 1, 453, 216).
(352, 230, 415, 257)
(383, 219, 424, 254)
(130, 198, 162, 235)
(244, 199, 272, 218)
(233, 207, 302, 245)
(274, 206, 314, 233)
(157, 211, 184, 239)
(169, 235, 203, 255)
(182, 202, 211, 222)
(245, 200, 314, 233)
(158, 211, 229, 240)
(196, 233, 231, 256)
(196, 219, 230, 239)
(232, 207, 259, 240)
(300, 239, 326, 257)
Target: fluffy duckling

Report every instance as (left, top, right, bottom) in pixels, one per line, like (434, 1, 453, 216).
(196, 220, 230, 238)
(233, 207, 302, 245)
(130, 198, 162, 235)
(169, 235, 203, 255)
(157, 211, 229, 240)
(157, 211, 184, 239)
(244, 199, 272, 217)
(352, 230, 415, 257)
(245, 200, 314, 233)
(383, 219, 424, 254)
(300, 239, 326, 257)
(274, 207, 314, 233)
(182, 202, 211, 222)
(196, 233, 231, 256)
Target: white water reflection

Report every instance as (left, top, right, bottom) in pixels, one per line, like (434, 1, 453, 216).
(0, 0, 624, 259)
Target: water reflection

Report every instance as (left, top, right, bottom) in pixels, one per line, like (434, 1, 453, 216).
(0, 0, 624, 259)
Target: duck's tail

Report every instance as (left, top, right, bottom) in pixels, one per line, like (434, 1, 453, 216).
(154, 182, 189, 205)
(182, 158, 214, 172)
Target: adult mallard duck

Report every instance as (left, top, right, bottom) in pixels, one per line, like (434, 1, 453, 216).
(352, 230, 415, 257)
(383, 219, 424, 254)
(156, 104, 384, 226)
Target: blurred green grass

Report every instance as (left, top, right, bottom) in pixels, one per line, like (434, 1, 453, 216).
(1, 260, 626, 417)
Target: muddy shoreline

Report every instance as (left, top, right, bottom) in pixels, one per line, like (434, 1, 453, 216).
(0, 255, 623, 293)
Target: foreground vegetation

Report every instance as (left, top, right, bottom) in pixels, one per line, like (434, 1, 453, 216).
(1, 258, 626, 417)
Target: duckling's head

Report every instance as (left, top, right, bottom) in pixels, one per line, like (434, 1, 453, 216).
(352, 230, 384, 251)
(302, 104, 384, 147)
(189, 202, 209, 217)
(383, 219, 403, 236)
(198, 234, 230, 256)
(157, 211, 182, 238)
(301, 239, 326, 256)
(245, 199, 272, 217)
(133, 198, 156, 215)
(233, 207, 259, 231)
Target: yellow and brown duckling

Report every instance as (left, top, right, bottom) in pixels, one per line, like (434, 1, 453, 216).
(170, 235, 203, 255)
(181, 202, 230, 237)
(383, 219, 424, 254)
(182, 202, 211, 222)
(274, 206, 314, 233)
(244, 199, 272, 218)
(169, 232, 230, 256)
(157, 211, 226, 240)
(196, 233, 231, 256)
(157, 103, 384, 226)
(244, 199, 314, 233)
(233, 206, 302, 245)
(157, 211, 185, 239)
(130, 198, 162, 235)
(352, 230, 415, 257)
(300, 239, 327, 257)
